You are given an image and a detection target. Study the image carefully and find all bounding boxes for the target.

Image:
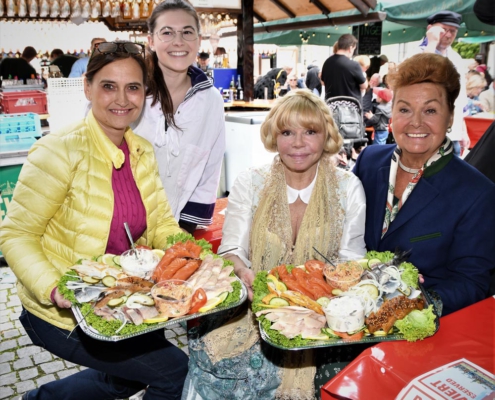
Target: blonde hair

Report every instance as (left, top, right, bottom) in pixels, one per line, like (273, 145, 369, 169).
(354, 55, 370, 71)
(260, 90, 342, 155)
(466, 73, 487, 95)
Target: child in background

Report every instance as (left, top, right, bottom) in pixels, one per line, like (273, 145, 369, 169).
(364, 87, 393, 145)
(354, 55, 370, 97)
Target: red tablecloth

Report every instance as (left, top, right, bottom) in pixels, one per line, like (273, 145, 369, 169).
(193, 197, 227, 253)
(465, 114, 495, 149)
(322, 296, 495, 400)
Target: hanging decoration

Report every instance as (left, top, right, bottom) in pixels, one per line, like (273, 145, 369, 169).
(199, 12, 237, 38)
(29, 0, 38, 17)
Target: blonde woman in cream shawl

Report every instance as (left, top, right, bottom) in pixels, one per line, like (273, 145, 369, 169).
(182, 90, 367, 400)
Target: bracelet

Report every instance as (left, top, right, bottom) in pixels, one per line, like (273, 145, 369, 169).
(50, 287, 57, 304)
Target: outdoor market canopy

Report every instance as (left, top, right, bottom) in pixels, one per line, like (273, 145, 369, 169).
(251, 0, 495, 47)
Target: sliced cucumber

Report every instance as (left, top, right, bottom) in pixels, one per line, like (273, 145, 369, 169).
(126, 293, 155, 308)
(357, 258, 370, 270)
(316, 297, 331, 307)
(331, 288, 343, 296)
(268, 297, 290, 307)
(360, 284, 379, 300)
(107, 297, 125, 307)
(322, 328, 340, 339)
(112, 256, 121, 267)
(101, 253, 117, 266)
(82, 276, 101, 284)
(367, 258, 382, 268)
(217, 291, 229, 304)
(102, 275, 116, 288)
(347, 326, 366, 336)
(95, 255, 103, 263)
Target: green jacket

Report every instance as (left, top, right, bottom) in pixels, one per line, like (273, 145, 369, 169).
(0, 111, 181, 330)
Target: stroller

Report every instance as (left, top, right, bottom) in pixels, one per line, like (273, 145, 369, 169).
(326, 96, 368, 152)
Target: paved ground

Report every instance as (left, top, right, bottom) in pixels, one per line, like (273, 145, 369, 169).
(0, 262, 188, 400)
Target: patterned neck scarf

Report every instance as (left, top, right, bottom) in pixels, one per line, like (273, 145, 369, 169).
(382, 137, 453, 237)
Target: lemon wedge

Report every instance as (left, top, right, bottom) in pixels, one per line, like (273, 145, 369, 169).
(101, 253, 117, 266)
(152, 249, 165, 259)
(143, 315, 169, 324)
(199, 292, 229, 313)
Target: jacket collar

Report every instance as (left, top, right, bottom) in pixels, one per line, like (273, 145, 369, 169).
(183, 66, 212, 103)
(86, 110, 144, 169)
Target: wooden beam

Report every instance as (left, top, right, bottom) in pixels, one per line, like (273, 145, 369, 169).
(243, 0, 255, 101)
(253, 11, 266, 23)
(348, 0, 371, 16)
(269, 0, 296, 19)
(309, 0, 330, 15)
(222, 12, 387, 37)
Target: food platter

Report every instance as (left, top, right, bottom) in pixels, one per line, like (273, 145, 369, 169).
(71, 276, 247, 342)
(254, 252, 440, 350)
(61, 234, 247, 342)
(259, 284, 439, 350)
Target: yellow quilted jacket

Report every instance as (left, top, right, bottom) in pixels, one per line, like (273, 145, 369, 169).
(0, 111, 182, 330)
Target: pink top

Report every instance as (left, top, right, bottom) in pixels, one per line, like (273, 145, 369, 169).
(106, 140, 147, 254)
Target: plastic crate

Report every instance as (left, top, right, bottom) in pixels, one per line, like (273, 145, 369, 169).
(0, 112, 42, 136)
(0, 90, 48, 114)
(0, 113, 41, 153)
(47, 78, 87, 132)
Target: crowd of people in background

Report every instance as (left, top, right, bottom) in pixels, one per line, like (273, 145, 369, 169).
(0, 2, 494, 399)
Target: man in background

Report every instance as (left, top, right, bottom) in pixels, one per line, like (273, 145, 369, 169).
(69, 37, 106, 78)
(0, 46, 37, 85)
(321, 34, 367, 102)
(50, 49, 78, 77)
(367, 54, 388, 79)
(410, 11, 469, 155)
(196, 52, 211, 72)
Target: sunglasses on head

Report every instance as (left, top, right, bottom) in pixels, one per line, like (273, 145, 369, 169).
(90, 42, 145, 59)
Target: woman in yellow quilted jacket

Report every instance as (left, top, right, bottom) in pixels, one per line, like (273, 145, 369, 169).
(0, 42, 188, 400)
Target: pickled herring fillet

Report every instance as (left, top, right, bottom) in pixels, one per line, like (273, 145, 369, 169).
(71, 260, 127, 280)
(256, 307, 326, 339)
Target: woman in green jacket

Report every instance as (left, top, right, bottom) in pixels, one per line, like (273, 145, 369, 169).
(0, 42, 188, 400)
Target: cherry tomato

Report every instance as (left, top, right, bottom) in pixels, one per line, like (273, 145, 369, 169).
(188, 288, 207, 314)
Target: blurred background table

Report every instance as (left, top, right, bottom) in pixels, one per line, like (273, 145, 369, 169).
(193, 197, 227, 253)
(464, 112, 495, 149)
(322, 296, 495, 400)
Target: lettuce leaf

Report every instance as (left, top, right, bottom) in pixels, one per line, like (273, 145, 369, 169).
(365, 250, 395, 263)
(394, 305, 437, 342)
(399, 262, 419, 289)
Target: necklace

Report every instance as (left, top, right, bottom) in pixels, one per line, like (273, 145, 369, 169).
(398, 159, 421, 174)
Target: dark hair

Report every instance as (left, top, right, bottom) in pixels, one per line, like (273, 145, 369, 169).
(337, 34, 358, 50)
(50, 49, 64, 58)
(146, 0, 200, 129)
(86, 51, 147, 85)
(22, 46, 37, 59)
(387, 53, 460, 113)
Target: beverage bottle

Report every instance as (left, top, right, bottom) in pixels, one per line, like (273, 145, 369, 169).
(236, 74, 244, 101)
(229, 75, 235, 102)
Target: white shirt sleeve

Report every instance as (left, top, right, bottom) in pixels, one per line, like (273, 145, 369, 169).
(217, 169, 254, 268)
(338, 173, 367, 261)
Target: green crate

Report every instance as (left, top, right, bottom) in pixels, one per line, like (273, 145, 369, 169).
(0, 163, 23, 257)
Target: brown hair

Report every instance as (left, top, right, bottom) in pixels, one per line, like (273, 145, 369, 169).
(337, 34, 358, 51)
(146, 0, 200, 129)
(260, 90, 342, 155)
(86, 50, 147, 85)
(387, 53, 460, 113)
